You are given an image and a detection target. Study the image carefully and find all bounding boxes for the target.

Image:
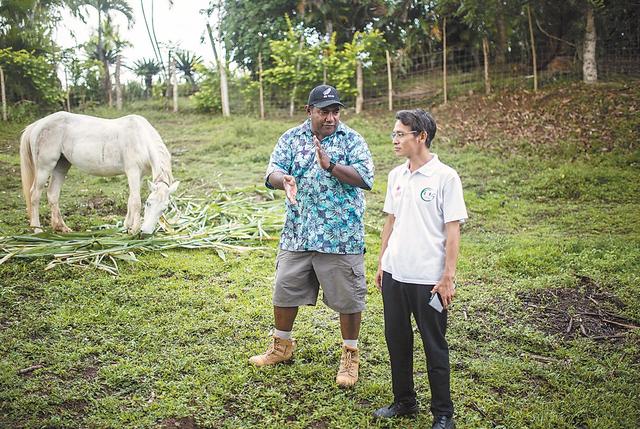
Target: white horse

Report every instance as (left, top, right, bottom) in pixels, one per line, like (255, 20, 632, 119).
(19, 111, 179, 234)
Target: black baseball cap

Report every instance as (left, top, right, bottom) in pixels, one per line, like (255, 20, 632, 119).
(307, 84, 345, 109)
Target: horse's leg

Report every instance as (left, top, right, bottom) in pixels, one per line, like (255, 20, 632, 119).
(30, 161, 57, 233)
(125, 171, 142, 234)
(48, 157, 72, 232)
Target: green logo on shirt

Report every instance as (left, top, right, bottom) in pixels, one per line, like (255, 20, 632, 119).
(420, 187, 436, 202)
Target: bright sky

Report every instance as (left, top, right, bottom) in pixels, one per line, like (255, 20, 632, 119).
(54, 0, 217, 83)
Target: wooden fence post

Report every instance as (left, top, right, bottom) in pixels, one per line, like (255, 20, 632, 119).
(482, 37, 491, 95)
(386, 50, 393, 111)
(443, 17, 448, 104)
(0, 66, 6, 121)
(171, 57, 178, 113)
(583, 5, 598, 83)
(258, 52, 265, 120)
(527, 4, 538, 92)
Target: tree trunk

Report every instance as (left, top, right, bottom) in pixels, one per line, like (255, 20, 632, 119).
(482, 36, 491, 95)
(63, 66, 71, 112)
(290, 36, 305, 117)
(325, 20, 333, 39)
(98, 9, 112, 106)
(386, 50, 393, 111)
(115, 55, 122, 110)
(443, 17, 448, 104)
(0, 66, 6, 121)
(289, 6, 305, 117)
(150, 0, 167, 80)
(355, 59, 363, 114)
(171, 57, 178, 113)
(206, 22, 230, 117)
(140, 0, 164, 78)
(527, 4, 538, 92)
(145, 76, 152, 97)
(258, 52, 265, 120)
(103, 58, 112, 107)
(495, 12, 507, 65)
(583, 5, 598, 83)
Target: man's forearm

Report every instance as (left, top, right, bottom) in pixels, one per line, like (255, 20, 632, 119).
(443, 221, 460, 278)
(268, 171, 286, 190)
(330, 164, 369, 189)
(378, 215, 395, 263)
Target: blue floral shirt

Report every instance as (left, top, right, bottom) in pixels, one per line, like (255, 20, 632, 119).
(265, 119, 374, 254)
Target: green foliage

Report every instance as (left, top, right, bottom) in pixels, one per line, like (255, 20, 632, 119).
(329, 29, 386, 98)
(174, 50, 202, 92)
(190, 63, 222, 113)
(262, 16, 385, 104)
(262, 15, 322, 98)
(215, 0, 297, 74)
(65, 57, 104, 106)
(0, 48, 63, 110)
(131, 58, 161, 97)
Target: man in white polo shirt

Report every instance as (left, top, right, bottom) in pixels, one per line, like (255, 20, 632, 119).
(373, 109, 467, 429)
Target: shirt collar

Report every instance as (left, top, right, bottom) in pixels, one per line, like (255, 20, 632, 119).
(402, 154, 440, 177)
(299, 119, 347, 138)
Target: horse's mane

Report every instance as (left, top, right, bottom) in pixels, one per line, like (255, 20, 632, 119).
(139, 117, 174, 185)
(152, 141, 174, 185)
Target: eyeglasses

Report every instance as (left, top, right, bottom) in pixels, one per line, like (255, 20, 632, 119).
(390, 131, 418, 140)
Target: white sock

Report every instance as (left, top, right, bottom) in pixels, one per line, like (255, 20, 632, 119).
(343, 339, 358, 349)
(273, 329, 292, 340)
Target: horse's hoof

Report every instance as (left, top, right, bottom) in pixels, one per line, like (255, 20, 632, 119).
(33, 227, 43, 234)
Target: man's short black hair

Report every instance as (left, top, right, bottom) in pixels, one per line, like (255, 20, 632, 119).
(395, 109, 437, 148)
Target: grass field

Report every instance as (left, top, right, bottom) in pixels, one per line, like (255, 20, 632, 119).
(1, 82, 639, 428)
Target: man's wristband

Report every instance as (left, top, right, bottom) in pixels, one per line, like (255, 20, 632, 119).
(325, 162, 336, 173)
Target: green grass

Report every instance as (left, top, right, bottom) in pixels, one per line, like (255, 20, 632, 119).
(1, 91, 639, 428)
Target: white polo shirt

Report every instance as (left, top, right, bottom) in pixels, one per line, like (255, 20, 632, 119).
(381, 154, 468, 285)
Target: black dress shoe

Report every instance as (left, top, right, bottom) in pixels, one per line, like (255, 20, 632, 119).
(432, 415, 456, 429)
(373, 402, 419, 418)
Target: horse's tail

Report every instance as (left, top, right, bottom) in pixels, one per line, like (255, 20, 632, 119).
(19, 122, 37, 218)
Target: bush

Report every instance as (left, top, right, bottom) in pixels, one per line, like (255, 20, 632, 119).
(0, 48, 63, 108)
(190, 63, 222, 113)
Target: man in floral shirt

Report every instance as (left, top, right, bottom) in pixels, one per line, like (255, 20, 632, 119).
(249, 85, 374, 387)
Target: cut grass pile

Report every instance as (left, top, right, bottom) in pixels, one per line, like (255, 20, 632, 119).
(0, 190, 283, 275)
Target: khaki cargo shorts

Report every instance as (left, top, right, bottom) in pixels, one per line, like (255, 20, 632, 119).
(273, 250, 367, 314)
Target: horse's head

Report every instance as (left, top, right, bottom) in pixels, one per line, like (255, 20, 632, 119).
(140, 180, 180, 234)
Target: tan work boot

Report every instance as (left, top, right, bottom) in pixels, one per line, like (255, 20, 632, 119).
(336, 345, 359, 387)
(249, 336, 296, 367)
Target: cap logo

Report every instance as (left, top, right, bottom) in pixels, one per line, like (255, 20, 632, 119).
(323, 88, 332, 95)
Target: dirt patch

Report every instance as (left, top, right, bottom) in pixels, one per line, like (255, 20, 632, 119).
(78, 196, 126, 216)
(518, 276, 639, 340)
(309, 419, 330, 429)
(433, 83, 639, 153)
(83, 365, 98, 380)
(60, 399, 88, 412)
(160, 417, 198, 429)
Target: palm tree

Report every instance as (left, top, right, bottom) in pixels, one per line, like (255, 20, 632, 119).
(175, 50, 202, 93)
(69, 0, 134, 104)
(131, 58, 161, 97)
(139, 0, 174, 82)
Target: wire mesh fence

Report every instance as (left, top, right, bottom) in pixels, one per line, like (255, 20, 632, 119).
(228, 37, 639, 118)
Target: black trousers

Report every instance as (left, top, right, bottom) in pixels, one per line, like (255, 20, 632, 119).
(381, 271, 453, 417)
